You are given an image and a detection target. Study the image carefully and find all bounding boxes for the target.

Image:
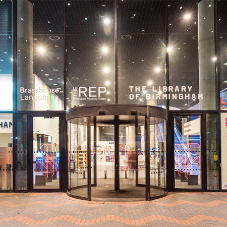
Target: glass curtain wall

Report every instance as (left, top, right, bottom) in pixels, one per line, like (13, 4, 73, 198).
(17, 0, 64, 111)
(65, 1, 115, 108)
(118, 0, 166, 108)
(169, 0, 216, 110)
(0, 0, 12, 110)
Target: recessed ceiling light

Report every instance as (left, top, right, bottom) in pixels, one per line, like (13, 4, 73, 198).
(53, 69, 58, 71)
(53, 84, 57, 85)
(49, 78, 53, 80)
(148, 81, 152, 85)
(104, 67, 110, 73)
(107, 99, 110, 101)
(60, 91, 63, 92)
(67, 3, 70, 6)
(45, 74, 49, 76)
(104, 18, 110, 24)
(105, 81, 110, 85)
(184, 14, 191, 19)
(48, 21, 50, 23)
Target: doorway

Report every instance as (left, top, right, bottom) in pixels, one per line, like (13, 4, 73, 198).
(27, 112, 67, 192)
(67, 105, 167, 201)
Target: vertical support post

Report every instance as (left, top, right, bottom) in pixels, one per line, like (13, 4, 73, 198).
(115, 115, 119, 190)
(165, 3, 169, 112)
(12, 0, 17, 191)
(145, 107, 150, 200)
(214, 0, 221, 191)
(167, 113, 174, 192)
(87, 117, 91, 200)
(27, 114, 33, 191)
(60, 113, 68, 192)
(114, 0, 118, 104)
(94, 116, 97, 186)
(63, 0, 67, 110)
(135, 115, 138, 186)
(202, 113, 207, 191)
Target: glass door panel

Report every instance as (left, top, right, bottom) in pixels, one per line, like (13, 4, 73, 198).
(33, 117, 60, 189)
(174, 115, 201, 189)
(70, 118, 88, 198)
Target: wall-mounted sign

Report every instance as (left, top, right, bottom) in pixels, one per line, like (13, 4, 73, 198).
(128, 86, 203, 100)
(0, 120, 12, 133)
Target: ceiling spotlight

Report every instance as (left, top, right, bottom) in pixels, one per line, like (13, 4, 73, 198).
(38, 47, 45, 53)
(184, 14, 191, 19)
(105, 81, 110, 85)
(107, 91, 110, 95)
(167, 47, 172, 53)
(104, 67, 110, 73)
(212, 57, 217, 61)
(104, 18, 110, 24)
(155, 67, 161, 72)
(148, 81, 153, 85)
(102, 47, 108, 53)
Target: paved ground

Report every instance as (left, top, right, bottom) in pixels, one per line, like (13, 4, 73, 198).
(1, 192, 227, 226)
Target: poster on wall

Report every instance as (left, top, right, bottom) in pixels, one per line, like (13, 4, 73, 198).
(221, 113, 227, 189)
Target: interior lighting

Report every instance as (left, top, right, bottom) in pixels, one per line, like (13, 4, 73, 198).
(67, 3, 70, 6)
(180, 6, 182, 9)
(224, 63, 227, 65)
(107, 99, 110, 101)
(212, 57, 217, 61)
(148, 81, 153, 85)
(104, 67, 110, 73)
(184, 14, 191, 19)
(139, 99, 142, 101)
(10, 58, 13, 61)
(102, 47, 108, 53)
(155, 67, 161, 72)
(53, 84, 57, 85)
(38, 47, 45, 53)
(105, 81, 110, 85)
(107, 91, 110, 95)
(45, 74, 49, 76)
(209, 4, 211, 7)
(49, 78, 53, 80)
(167, 47, 172, 52)
(104, 18, 110, 24)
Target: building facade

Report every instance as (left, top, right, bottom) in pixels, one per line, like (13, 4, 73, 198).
(0, 0, 226, 200)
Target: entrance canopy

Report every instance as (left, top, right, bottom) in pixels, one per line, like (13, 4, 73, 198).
(67, 104, 167, 201)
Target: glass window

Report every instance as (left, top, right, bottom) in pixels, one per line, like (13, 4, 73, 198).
(0, 113, 13, 190)
(174, 115, 201, 189)
(0, 0, 13, 110)
(206, 113, 219, 190)
(33, 117, 60, 189)
(169, 1, 216, 110)
(219, 1, 227, 109)
(221, 113, 227, 189)
(69, 118, 88, 198)
(15, 114, 27, 190)
(66, 1, 115, 108)
(118, 1, 166, 108)
(17, 0, 64, 111)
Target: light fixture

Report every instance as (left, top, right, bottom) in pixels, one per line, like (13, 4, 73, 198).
(184, 14, 191, 19)
(209, 4, 211, 7)
(102, 47, 108, 53)
(49, 78, 53, 80)
(103, 67, 110, 73)
(148, 81, 153, 85)
(212, 57, 217, 61)
(105, 81, 110, 85)
(107, 91, 110, 95)
(224, 63, 227, 65)
(180, 6, 183, 9)
(53, 84, 57, 85)
(45, 74, 49, 76)
(107, 99, 110, 102)
(155, 67, 161, 72)
(38, 47, 45, 53)
(104, 18, 110, 24)
(167, 47, 172, 52)
(67, 3, 70, 6)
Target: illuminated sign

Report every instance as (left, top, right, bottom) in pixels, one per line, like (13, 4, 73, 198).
(128, 86, 203, 101)
(72, 87, 107, 101)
